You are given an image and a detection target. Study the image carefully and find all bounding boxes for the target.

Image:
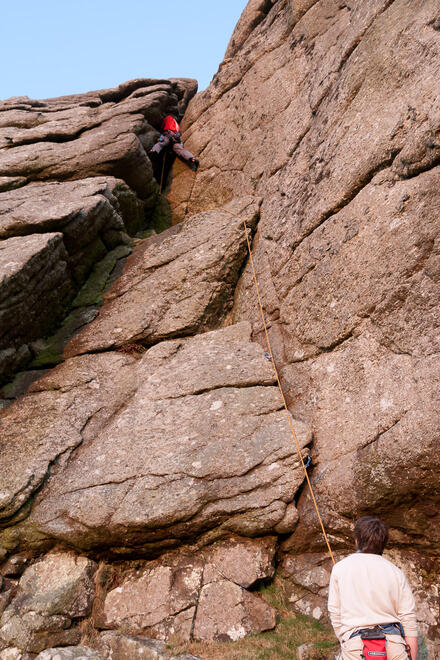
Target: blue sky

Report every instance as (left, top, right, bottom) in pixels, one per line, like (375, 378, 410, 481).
(1, 0, 248, 101)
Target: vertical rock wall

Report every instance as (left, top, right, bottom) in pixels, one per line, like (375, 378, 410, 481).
(171, 0, 440, 649)
(0, 1, 439, 656)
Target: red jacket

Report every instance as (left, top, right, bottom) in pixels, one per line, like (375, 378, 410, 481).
(162, 115, 181, 133)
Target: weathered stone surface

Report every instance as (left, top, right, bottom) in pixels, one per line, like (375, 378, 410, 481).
(0, 553, 96, 652)
(174, 0, 440, 563)
(0, 178, 27, 193)
(64, 197, 260, 357)
(35, 648, 105, 660)
(101, 537, 276, 642)
(102, 555, 203, 639)
(0, 233, 73, 382)
(0, 178, 141, 242)
(0, 322, 310, 555)
(97, 631, 204, 660)
(279, 552, 332, 622)
(15, 322, 310, 554)
(0, 77, 197, 386)
(0, 554, 31, 578)
(0, 649, 33, 660)
(202, 535, 276, 589)
(193, 579, 276, 641)
(0, 352, 138, 527)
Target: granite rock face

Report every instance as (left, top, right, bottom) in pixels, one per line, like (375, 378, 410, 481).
(175, 0, 440, 557)
(101, 537, 277, 641)
(0, 233, 72, 382)
(0, 78, 197, 385)
(1, 0, 439, 654)
(171, 0, 440, 649)
(0, 322, 310, 554)
(65, 197, 260, 357)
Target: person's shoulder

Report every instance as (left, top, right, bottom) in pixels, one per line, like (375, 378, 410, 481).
(333, 553, 358, 572)
(380, 554, 407, 577)
(352, 553, 407, 578)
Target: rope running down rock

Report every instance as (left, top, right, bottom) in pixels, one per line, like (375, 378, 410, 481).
(220, 207, 336, 565)
(165, 179, 336, 563)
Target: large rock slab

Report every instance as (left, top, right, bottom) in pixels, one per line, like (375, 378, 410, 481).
(193, 579, 276, 642)
(64, 198, 260, 357)
(0, 553, 96, 653)
(0, 177, 144, 248)
(0, 322, 311, 554)
(0, 351, 138, 527)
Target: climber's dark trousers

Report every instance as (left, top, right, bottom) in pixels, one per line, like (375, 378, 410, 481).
(150, 130, 196, 164)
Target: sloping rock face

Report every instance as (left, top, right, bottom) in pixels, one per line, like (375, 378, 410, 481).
(172, 0, 440, 649)
(0, 78, 197, 385)
(0, 321, 310, 554)
(64, 197, 260, 356)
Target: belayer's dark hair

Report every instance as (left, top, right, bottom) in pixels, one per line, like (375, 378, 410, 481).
(354, 516, 389, 555)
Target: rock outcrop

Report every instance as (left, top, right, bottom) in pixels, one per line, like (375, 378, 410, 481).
(0, 321, 310, 553)
(0, 553, 96, 653)
(0, 78, 197, 385)
(1, 0, 439, 657)
(101, 538, 277, 641)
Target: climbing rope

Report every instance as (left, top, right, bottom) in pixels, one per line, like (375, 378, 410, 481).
(208, 207, 336, 565)
(159, 153, 167, 192)
(166, 172, 336, 563)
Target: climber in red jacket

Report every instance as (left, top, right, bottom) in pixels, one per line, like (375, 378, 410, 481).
(149, 115, 199, 171)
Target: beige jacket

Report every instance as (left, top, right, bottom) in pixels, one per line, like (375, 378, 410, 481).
(328, 552, 417, 641)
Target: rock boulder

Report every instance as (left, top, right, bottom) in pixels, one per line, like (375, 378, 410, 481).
(0, 553, 96, 653)
(101, 537, 277, 642)
(64, 197, 260, 357)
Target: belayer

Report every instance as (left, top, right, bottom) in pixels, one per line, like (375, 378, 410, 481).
(328, 516, 418, 660)
(149, 114, 199, 171)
